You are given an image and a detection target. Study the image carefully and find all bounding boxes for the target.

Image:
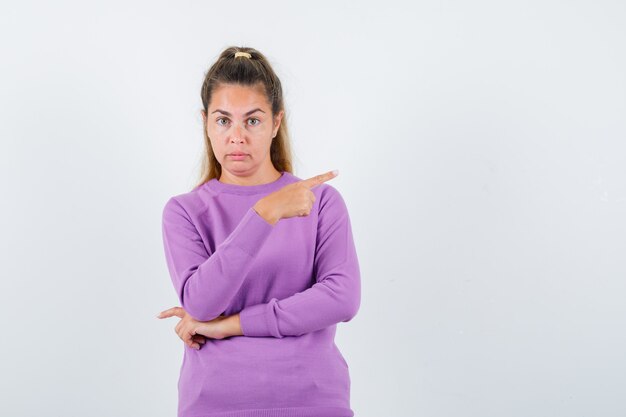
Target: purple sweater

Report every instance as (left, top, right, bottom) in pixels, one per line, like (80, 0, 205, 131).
(161, 170, 361, 417)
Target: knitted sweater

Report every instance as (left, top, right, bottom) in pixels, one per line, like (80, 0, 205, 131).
(161, 170, 361, 417)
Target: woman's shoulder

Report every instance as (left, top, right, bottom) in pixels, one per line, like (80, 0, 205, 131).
(162, 182, 215, 220)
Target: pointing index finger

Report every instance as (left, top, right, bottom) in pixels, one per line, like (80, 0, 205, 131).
(156, 307, 185, 319)
(301, 169, 339, 189)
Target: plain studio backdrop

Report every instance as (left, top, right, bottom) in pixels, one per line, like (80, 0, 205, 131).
(1, 1, 625, 416)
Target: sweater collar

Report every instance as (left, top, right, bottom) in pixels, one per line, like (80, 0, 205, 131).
(206, 170, 293, 195)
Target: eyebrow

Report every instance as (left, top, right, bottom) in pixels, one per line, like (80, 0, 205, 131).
(211, 108, 265, 116)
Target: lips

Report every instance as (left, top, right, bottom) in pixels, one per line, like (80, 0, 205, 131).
(227, 152, 248, 160)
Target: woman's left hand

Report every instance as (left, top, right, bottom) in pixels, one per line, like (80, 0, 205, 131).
(156, 307, 234, 349)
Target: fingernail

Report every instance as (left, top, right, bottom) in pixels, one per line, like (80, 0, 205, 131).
(332, 169, 339, 176)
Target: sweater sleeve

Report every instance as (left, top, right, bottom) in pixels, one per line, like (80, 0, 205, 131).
(238, 186, 361, 338)
(161, 198, 275, 322)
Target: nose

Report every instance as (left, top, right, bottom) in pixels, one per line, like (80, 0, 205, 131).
(230, 124, 244, 144)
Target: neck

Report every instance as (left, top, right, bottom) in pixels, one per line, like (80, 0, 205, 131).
(219, 167, 282, 186)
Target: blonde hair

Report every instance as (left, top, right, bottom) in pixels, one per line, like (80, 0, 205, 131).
(196, 46, 294, 188)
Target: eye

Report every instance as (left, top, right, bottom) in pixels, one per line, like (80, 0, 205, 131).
(248, 118, 260, 126)
(216, 117, 229, 126)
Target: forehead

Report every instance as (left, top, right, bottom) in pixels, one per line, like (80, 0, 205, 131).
(209, 83, 270, 110)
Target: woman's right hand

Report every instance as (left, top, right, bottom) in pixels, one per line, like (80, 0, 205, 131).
(253, 170, 338, 225)
(157, 306, 209, 349)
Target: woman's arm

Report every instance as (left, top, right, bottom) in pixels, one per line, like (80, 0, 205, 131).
(162, 198, 275, 322)
(218, 313, 244, 337)
(234, 186, 361, 338)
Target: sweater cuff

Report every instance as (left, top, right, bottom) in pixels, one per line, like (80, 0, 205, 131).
(239, 300, 282, 338)
(222, 207, 274, 257)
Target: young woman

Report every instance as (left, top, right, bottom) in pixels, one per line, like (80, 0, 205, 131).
(157, 46, 361, 417)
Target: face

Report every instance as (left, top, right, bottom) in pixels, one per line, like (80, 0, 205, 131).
(202, 82, 283, 179)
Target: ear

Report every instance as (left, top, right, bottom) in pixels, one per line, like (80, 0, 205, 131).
(273, 110, 284, 137)
(201, 109, 207, 124)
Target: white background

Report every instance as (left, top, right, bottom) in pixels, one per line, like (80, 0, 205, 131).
(1, 1, 625, 416)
